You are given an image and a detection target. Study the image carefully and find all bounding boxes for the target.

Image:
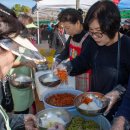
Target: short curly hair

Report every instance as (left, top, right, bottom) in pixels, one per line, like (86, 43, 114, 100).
(58, 8, 83, 24)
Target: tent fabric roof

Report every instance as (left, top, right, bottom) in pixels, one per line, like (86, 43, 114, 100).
(32, 0, 99, 19)
(37, 0, 98, 9)
(32, 0, 130, 19)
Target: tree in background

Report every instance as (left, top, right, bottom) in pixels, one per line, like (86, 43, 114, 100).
(12, 4, 31, 16)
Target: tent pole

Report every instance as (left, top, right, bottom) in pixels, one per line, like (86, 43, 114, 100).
(36, 8, 40, 44)
(76, 0, 80, 9)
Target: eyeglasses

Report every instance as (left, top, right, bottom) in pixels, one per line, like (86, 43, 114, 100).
(89, 31, 104, 38)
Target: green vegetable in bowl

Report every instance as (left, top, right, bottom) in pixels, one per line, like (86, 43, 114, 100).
(83, 120, 101, 130)
(66, 116, 101, 130)
(71, 116, 84, 124)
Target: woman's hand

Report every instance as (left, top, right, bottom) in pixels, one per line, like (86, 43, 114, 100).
(103, 85, 126, 116)
(103, 90, 120, 116)
(24, 114, 38, 130)
(111, 116, 125, 130)
(47, 123, 65, 130)
(53, 61, 72, 74)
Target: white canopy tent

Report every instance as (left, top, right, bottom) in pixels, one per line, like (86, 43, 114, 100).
(32, 0, 99, 19)
(32, 0, 99, 44)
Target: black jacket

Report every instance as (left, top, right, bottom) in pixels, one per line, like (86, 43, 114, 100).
(70, 35, 130, 94)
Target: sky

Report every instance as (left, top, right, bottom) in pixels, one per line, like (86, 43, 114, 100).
(0, 0, 36, 8)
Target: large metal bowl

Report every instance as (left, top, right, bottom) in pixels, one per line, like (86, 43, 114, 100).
(36, 108, 72, 130)
(39, 72, 61, 87)
(10, 75, 32, 89)
(74, 92, 109, 116)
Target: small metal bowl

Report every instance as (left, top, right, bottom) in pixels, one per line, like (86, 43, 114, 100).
(74, 92, 109, 116)
(10, 75, 32, 89)
(39, 72, 61, 87)
(36, 108, 72, 130)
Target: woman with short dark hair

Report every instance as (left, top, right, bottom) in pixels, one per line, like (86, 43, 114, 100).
(58, 8, 83, 24)
(53, 8, 91, 92)
(55, 1, 130, 125)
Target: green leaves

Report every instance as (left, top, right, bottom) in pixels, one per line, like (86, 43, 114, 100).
(11, 4, 31, 16)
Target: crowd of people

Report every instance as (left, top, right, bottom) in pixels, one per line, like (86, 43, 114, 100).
(0, 0, 130, 130)
(40, 22, 67, 54)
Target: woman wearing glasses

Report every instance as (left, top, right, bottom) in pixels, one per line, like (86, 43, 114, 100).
(55, 0, 130, 126)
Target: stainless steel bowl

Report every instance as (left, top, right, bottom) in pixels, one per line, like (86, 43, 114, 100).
(74, 92, 109, 116)
(10, 75, 32, 89)
(39, 72, 61, 87)
(36, 108, 72, 130)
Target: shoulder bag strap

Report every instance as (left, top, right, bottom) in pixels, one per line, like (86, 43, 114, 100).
(116, 32, 121, 85)
(0, 105, 11, 130)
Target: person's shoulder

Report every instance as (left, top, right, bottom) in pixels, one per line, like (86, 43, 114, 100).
(126, 30, 130, 37)
(121, 34, 130, 42)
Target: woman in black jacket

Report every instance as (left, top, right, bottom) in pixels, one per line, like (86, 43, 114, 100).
(56, 1, 130, 124)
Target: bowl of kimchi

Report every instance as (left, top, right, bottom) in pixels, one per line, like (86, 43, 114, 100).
(74, 92, 109, 116)
(42, 88, 83, 110)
